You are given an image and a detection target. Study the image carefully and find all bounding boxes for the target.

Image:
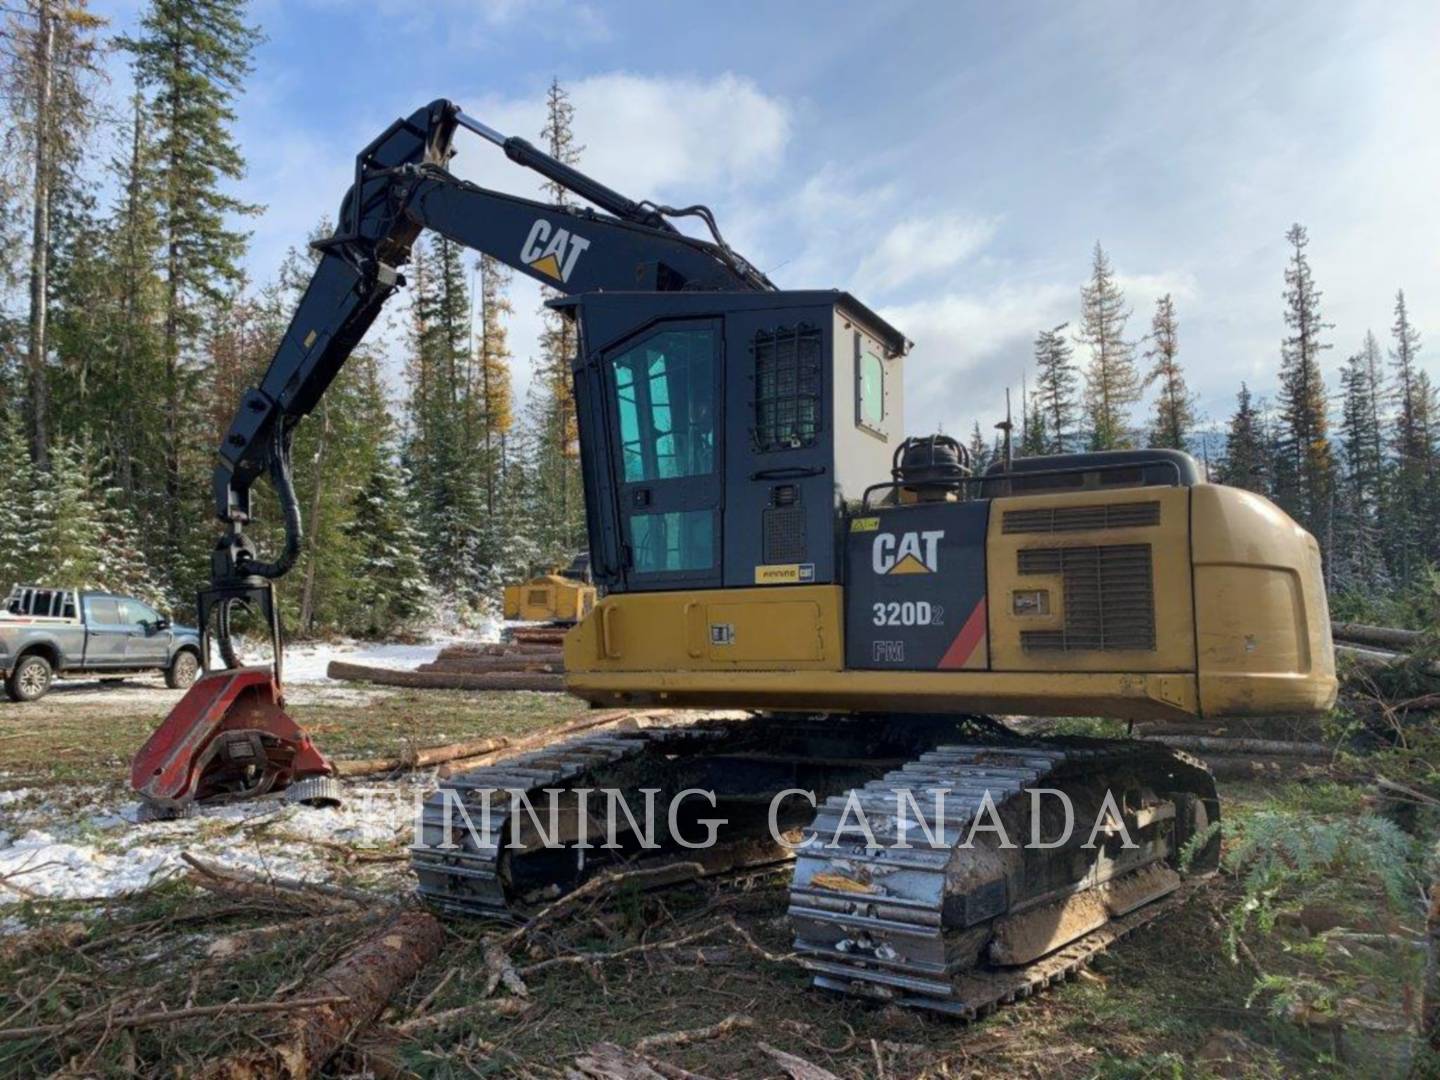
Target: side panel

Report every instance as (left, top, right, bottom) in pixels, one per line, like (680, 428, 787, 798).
(844, 502, 989, 671)
(987, 486, 1194, 673)
(1190, 484, 1337, 716)
(564, 585, 844, 672)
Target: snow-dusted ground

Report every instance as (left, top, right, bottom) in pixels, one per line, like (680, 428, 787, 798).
(0, 776, 433, 905)
(0, 627, 519, 909)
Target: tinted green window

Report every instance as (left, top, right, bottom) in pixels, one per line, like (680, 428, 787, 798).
(858, 349, 884, 430)
(629, 510, 714, 573)
(611, 329, 715, 483)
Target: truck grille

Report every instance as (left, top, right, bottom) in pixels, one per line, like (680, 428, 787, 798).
(1002, 501, 1161, 534)
(1017, 544, 1156, 652)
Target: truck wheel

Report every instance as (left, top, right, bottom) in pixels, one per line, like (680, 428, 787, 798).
(6, 655, 53, 702)
(166, 650, 200, 690)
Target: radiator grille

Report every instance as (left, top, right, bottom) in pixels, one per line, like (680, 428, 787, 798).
(763, 506, 807, 563)
(526, 589, 551, 607)
(1003, 501, 1161, 534)
(1018, 543, 1156, 652)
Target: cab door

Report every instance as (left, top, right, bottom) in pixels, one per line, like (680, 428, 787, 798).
(603, 320, 724, 591)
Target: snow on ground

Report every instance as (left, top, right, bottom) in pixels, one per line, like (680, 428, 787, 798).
(0, 777, 433, 904)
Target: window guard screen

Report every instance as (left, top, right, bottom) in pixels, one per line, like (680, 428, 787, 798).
(753, 324, 821, 451)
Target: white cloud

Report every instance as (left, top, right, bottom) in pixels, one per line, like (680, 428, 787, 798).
(881, 281, 1075, 437)
(854, 214, 997, 296)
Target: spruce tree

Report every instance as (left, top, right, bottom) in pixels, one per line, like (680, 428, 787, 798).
(0, 0, 106, 469)
(1272, 224, 1335, 546)
(0, 406, 41, 586)
(968, 421, 993, 474)
(343, 454, 431, 638)
(476, 255, 514, 513)
(122, 0, 261, 588)
(1143, 294, 1195, 450)
(1031, 323, 1078, 453)
(1076, 244, 1140, 450)
(533, 78, 585, 552)
(1387, 289, 1436, 579)
(1334, 335, 1389, 591)
(1217, 383, 1270, 495)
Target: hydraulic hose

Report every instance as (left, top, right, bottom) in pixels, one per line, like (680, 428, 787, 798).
(243, 424, 303, 581)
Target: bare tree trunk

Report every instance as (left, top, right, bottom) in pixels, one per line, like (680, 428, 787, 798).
(25, 0, 54, 470)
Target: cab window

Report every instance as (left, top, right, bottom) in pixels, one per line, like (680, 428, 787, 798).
(856, 346, 885, 433)
(119, 599, 159, 626)
(611, 328, 716, 483)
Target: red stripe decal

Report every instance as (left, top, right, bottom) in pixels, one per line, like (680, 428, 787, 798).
(938, 598, 987, 670)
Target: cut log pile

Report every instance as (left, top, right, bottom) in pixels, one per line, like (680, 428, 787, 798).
(329, 639, 569, 691)
(1332, 621, 1440, 677)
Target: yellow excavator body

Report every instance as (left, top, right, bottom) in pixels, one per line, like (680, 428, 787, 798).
(564, 481, 1335, 723)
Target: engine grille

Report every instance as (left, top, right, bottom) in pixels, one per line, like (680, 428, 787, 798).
(527, 588, 551, 607)
(1017, 543, 1156, 652)
(1003, 500, 1161, 534)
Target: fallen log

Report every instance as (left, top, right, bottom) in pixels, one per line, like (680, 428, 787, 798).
(1333, 621, 1425, 651)
(200, 910, 446, 1080)
(327, 660, 566, 692)
(182, 853, 377, 910)
(1336, 643, 1440, 678)
(759, 1044, 842, 1080)
(569, 1043, 711, 1080)
(331, 736, 510, 778)
(439, 641, 560, 657)
(417, 656, 563, 674)
(1137, 735, 1334, 759)
(0, 998, 351, 1044)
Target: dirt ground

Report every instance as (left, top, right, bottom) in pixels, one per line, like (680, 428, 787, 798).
(0, 680, 1431, 1078)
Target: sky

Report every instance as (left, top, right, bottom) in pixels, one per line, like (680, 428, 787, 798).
(87, 0, 1440, 442)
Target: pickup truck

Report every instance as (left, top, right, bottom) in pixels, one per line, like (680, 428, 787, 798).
(0, 585, 203, 702)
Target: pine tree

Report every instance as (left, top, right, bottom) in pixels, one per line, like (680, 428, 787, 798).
(1143, 294, 1195, 450)
(0, 0, 106, 469)
(1387, 289, 1436, 579)
(0, 406, 42, 586)
(122, 0, 262, 589)
(343, 453, 431, 638)
(475, 255, 514, 513)
(533, 78, 585, 550)
(968, 421, 993, 475)
(1076, 244, 1140, 450)
(1031, 323, 1078, 453)
(1334, 335, 1388, 591)
(1272, 224, 1335, 549)
(1217, 383, 1270, 495)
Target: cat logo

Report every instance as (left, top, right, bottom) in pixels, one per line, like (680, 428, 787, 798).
(520, 219, 591, 284)
(872, 530, 944, 575)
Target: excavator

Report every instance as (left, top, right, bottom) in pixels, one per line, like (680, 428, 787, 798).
(131, 99, 1336, 1016)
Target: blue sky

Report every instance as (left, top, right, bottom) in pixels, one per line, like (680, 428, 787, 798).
(90, 0, 1440, 441)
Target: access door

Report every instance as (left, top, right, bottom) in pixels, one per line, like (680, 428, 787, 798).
(604, 320, 723, 591)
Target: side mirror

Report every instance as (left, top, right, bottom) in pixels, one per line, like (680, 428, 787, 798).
(155, 616, 171, 631)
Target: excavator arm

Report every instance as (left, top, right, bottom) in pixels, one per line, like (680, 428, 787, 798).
(217, 97, 768, 546)
(134, 98, 768, 815)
